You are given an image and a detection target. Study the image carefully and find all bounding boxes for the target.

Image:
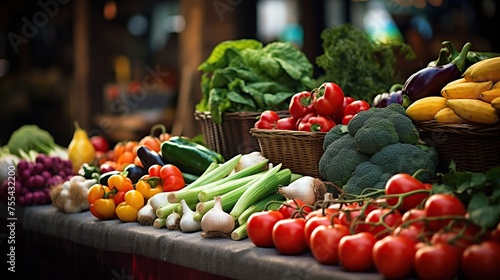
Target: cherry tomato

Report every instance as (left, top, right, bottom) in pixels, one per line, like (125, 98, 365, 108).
(372, 235, 416, 279)
(393, 225, 423, 244)
(385, 173, 430, 213)
(247, 210, 284, 248)
(461, 241, 500, 280)
(338, 232, 377, 272)
(414, 243, 461, 280)
(272, 218, 308, 255)
(304, 216, 332, 249)
(341, 114, 354, 125)
(424, 194, 466, 232)
(310, 224, 350, 265)
(364, 208, 402, 239)
(278, 199, 311, 219)
(401, 208, 426, 229)
(430, 229, 475, 255)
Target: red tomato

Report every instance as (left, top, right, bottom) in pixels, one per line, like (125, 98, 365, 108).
(338, 209, 364, 234)
(338, 232, 377, 272)
(247, 210, 284, 248)
(401, 208, 426, 229)
(489, 223, 500, 243)
(364, 208, 402, 239)
(430, 229, 474, 255)
(90, 135, 110, 153)
(414, 243, 461, 280)
(278, 199, 311, 219)
(304, 216, 332, 249)
(461, 241, 500, 280)
(310, 224, 350, 265)
(393, 225, 423, 244)
(344, 100, 370, 116)
(305, 205, 340, 220)
(341, 114, 354, 125)
(424, 194, 466, 232)
(385, 173, 430, 213)
(272, 218, 308, 255)
(372, 235, 417, 279)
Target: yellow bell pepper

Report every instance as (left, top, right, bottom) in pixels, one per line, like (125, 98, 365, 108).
(115, 190, 145, 222)
(135, 175, 163, 200)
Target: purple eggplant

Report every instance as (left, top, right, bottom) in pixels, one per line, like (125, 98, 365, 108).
(372, 84, 404, 108)
(402, 42, 471, 102)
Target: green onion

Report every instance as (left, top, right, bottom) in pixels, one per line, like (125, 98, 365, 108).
(167, 157, 268, 203)
(230, 165, 291, 221)
(197, 173, 263, 202)
(181, 154, 242, 191)
(193, 184, 249, 222)
(230, 221, 248, 241)
(237, 192, 285, 225)
(155, 202, 180, 219)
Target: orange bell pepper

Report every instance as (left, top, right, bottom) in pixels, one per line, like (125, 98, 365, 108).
(87, 184, 117, 220)
(115, 190, 145, 222)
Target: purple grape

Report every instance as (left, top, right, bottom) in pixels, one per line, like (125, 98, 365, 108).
(34, 175, 45, 188)
(17, 159, 29, 171)
(26, 176, 35, 189)
(18, 196, 25, 206)
(24, 192, 33, 205)
(34, 162, 44, 174)
(41, 170, 52, 180)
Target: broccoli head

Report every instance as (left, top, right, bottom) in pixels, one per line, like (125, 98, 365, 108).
(353, 118, 399, 155)
(318, 134, 370, 184)
(370, 143, 439, 177)
(342, 161, 392, 197)
(323, 124, 349, 150)
(347, 104, 419, 145)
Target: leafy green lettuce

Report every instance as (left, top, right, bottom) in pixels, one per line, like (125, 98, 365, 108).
(197, 39, 317, 124)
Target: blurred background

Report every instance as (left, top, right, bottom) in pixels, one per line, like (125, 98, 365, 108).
(0, 0, 498, 147)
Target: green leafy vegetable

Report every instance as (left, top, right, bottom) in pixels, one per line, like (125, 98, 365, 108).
(7, 125, 57, 157)
(197, 39, 318, 124)
(432, 165, 500, 229)
(315, 23, 415, 102)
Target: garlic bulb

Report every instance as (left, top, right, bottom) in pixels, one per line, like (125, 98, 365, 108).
(179, 199, 201, 232)
(201, 196, 235, 238)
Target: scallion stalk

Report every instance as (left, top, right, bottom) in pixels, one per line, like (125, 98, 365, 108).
(230, 165, 292, 221)
(197, 173, 262, 202)
(156, 202, 180, 219)
(230, 222, 248, 241)
(237, 192, 285, 225)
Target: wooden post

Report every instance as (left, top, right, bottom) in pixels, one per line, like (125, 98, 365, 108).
(72, 0, 90, 129)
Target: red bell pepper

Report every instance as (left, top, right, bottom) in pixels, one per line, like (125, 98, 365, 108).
(297, 113, 336, 132)
(289, 91, 315, 119)
(312, 82, 345, 116)
(342, 100, 371, 125)
(254, 110, 280, 129)
(275, 116, 297, 130)
(333, 96, 355, 124)
(148, 164, 186, 192)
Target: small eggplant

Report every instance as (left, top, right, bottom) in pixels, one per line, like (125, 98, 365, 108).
(136, 145, 166, 170)
(402, 42, 471, 102)
(124, 164, 147, 184)
(372, 84, 404, 108)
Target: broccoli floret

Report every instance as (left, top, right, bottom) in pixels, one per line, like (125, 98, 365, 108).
(370, 143, 439, 176)
(323, 124, 349, 150)
(354, 118, 399, 155)
(348, 105, 419, 145)
(319, 134, 370, 184)
(343, 162, 393, 196)
(388, 112, 420, 144)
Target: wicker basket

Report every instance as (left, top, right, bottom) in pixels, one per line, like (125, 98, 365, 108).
(415, 120, 500, 172)
(194, 111, 264, 160)
(250, 128, 326, 177)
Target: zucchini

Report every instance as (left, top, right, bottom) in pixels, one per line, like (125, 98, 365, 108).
(161, 140, 218, 176)
(182, 172, 200, 184)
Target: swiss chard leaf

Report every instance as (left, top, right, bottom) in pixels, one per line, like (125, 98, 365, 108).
(198, 39, 262, 72)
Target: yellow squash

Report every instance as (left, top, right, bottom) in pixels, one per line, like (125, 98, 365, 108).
(68, 121, 96, 173)
(446, 99, 499, 124)
(406, 96, 447, 122)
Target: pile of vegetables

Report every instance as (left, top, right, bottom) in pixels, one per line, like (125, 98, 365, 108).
(318, 103, 439, 196)
(196, 39, 318, 124)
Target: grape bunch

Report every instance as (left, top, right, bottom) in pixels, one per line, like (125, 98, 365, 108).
(0, 154, 74, 206)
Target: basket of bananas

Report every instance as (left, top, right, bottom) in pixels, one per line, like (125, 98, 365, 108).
(407, 57, 500, 172)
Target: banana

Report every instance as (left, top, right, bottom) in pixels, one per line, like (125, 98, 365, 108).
(441, 80, 492, 99)
(463, 57, 500, 82)
(444, 78, 467, 87)
(480, 88, 500, 103)
(491, 97, 500, 110)
(406, 96, 447, 122)
(446, 99, 499, 124)
(434, 107, 471, 124)
(493, 81, 500, 89)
